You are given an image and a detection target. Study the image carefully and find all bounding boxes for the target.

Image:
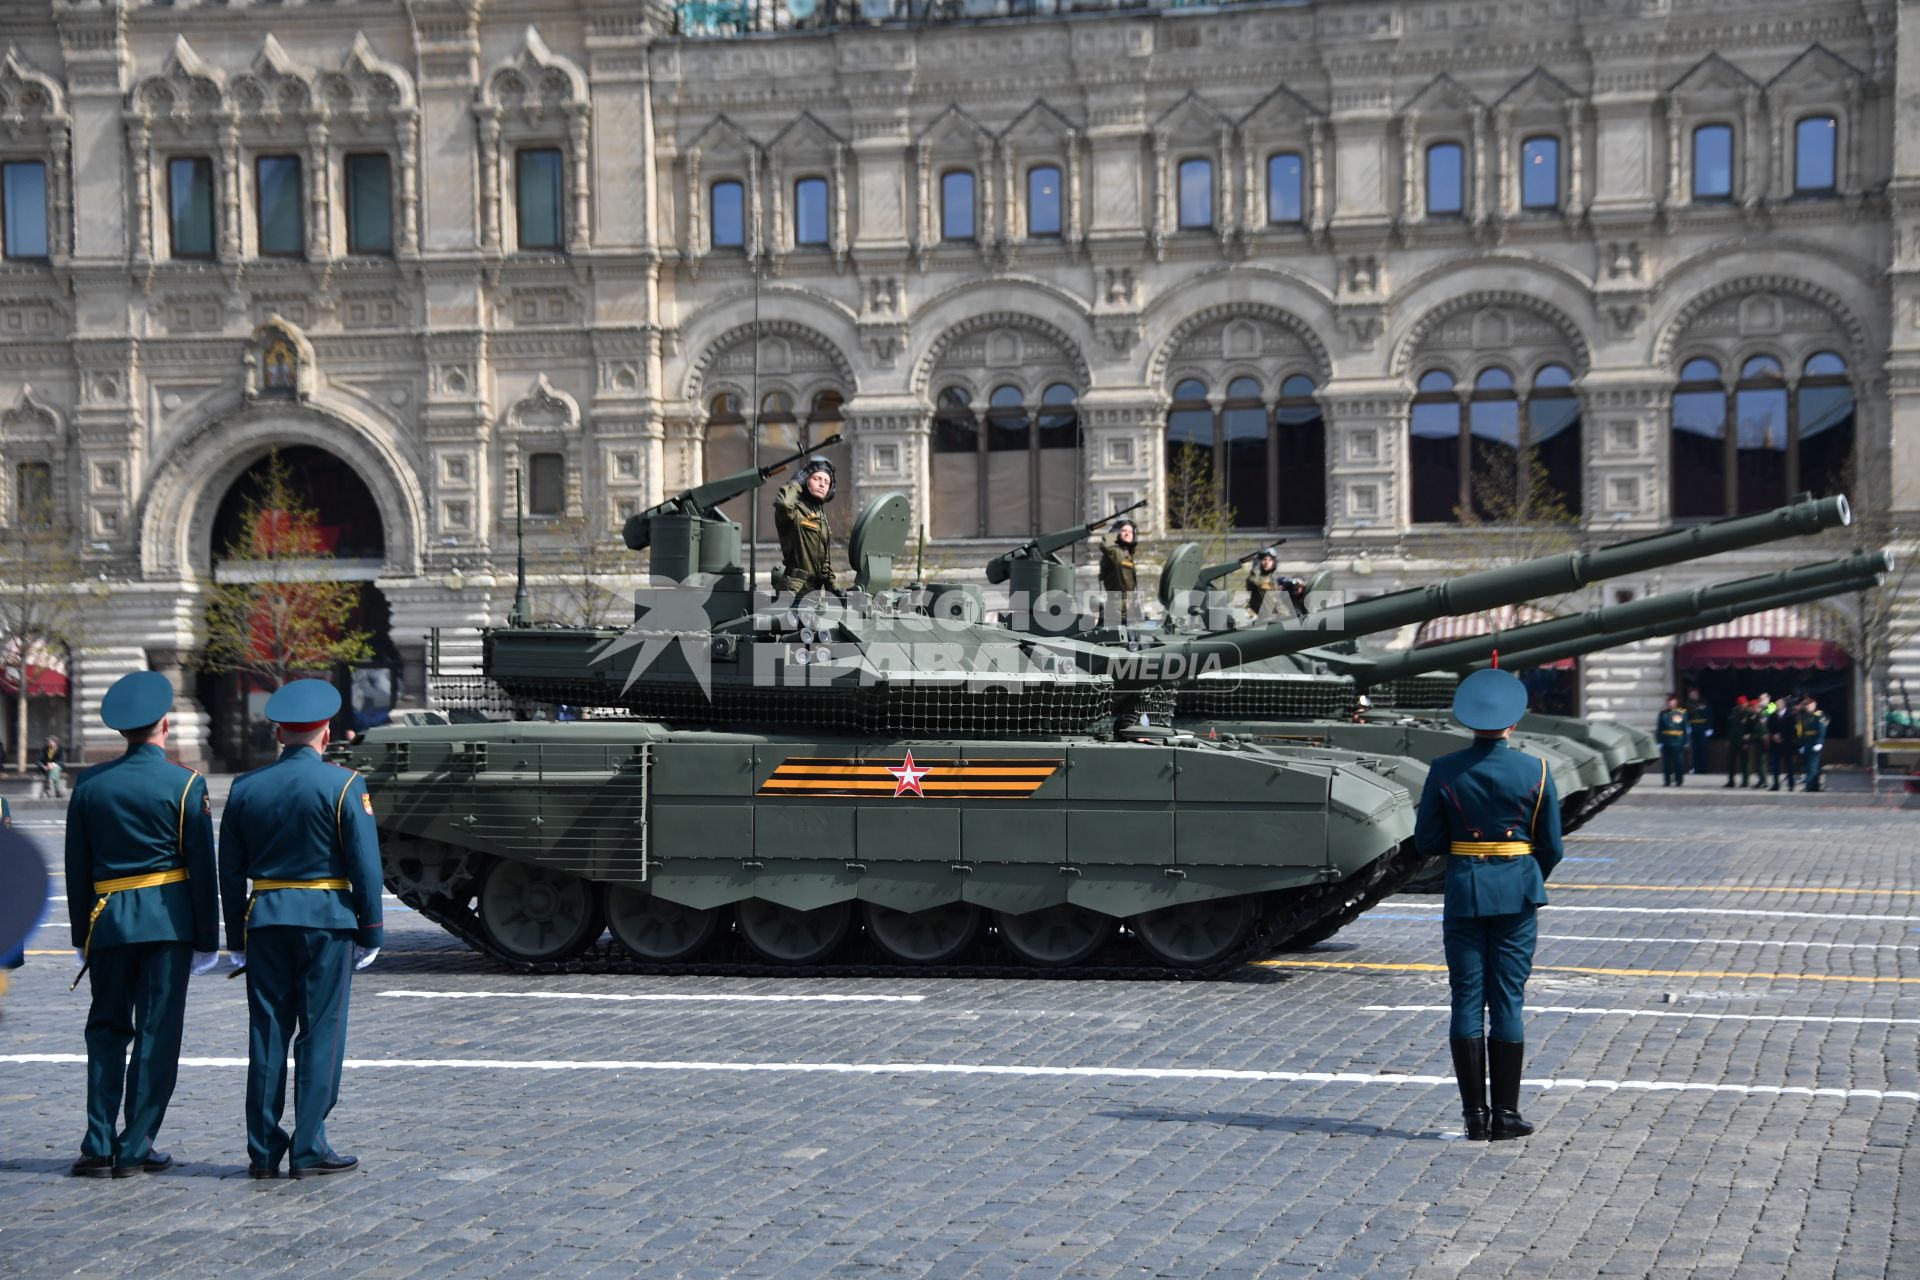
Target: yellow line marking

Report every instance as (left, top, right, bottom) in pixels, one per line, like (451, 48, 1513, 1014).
(1254, 959, 1920, 985)
(1553, 883, 1920, 896)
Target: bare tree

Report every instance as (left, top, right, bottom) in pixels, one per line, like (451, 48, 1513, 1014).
(545, 516, 628, 630)
(1429, 442, 1583, 613)
(1165, 442, 1238, 564)
(198, 450, 374, 691)
(1807, 458, 1919, 743)
(0, 480, 85, 771)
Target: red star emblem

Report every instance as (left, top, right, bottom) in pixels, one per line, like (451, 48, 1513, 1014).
(887, 750, 930, 798)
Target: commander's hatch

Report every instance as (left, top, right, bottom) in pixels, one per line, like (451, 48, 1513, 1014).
(848, 491, 912, 592)
(1156, 542, 1203, 613)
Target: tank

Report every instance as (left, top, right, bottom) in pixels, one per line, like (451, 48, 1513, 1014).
(345, 477, 1849, 976)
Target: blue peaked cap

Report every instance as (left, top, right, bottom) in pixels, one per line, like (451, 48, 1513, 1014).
(264, 678, 342, 726)
(1452, 667, 1530, 732)
(100, 671, 176, 731)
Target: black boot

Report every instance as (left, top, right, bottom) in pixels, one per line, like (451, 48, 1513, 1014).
(1488, 1039, 1534, 1140)
(1450, 1037, 1490, 1140)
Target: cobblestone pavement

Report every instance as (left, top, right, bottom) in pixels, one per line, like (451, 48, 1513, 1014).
(1, 791, 1915, 1279)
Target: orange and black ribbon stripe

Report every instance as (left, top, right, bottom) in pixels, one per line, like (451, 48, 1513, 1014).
(757, 757, 1060, 798)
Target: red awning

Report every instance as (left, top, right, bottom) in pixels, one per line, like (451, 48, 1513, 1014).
(0, 663, 70, 697)
(1675, 637, 1851, 671)
(1413, 603, 1577, 671)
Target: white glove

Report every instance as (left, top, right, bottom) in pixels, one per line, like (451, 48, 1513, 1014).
(1812, 744, 1823, 752)
(352, 946, 380, 972)
(72, 949, 84, 970)
(190, 951, 220, 976)
(225, 951, 246, 972)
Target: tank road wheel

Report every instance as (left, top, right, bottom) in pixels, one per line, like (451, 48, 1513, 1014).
(604, 885, 722, 963)
(1131, 897, 1256, 969)
(994, 905, 1116, 968)
(861, 901, 983, 966)
(736, 899, 855, 965)
(477, 860, 604, 962)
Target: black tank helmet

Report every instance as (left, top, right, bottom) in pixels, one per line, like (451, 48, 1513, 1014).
(800, 454, 837, 502)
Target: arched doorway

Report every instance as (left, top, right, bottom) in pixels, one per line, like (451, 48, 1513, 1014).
(197, 446, 400, 770)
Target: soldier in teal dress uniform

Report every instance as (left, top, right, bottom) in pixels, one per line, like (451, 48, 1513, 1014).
(1796, 697, 1831, 793)
(1415, 667, 1565, 1141)
(64, 672, 220, 1178)
(218, 679, 383, 1179)
(1656, 694, 1689, 786)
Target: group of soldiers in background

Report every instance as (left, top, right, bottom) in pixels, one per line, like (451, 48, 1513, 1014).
(1657, 688, 1830, 792)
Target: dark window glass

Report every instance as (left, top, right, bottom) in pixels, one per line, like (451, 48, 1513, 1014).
(1426, 143, 1464, 216)
(1734, 357, 1787, 513)
(1672, 358, 1726, 519)
(941, 170, 975, 241)
(1410, 370, 1460, 523)
(16, 462, 52, 526)
(1036, 384, 1079, 530)
(1520, 136, 1559, 210)
(1693, 124, 1734, 200)
(527, 453, 565, 517)
(1530, 367, 1582, 517)
(1274, 375, 1324, 529)
(1166, 378, 1214, 529)
(168, 156, 216, 259)
(1798, 355, 1853, 501)
(344, 153, 393, 255)
(1221, 377, 1267, 528)
(985, 386, 1031, 537)
(1795, 116, 1837, 193)
(794, 177, 829, 246)
(710, 180, 745, 249)
(931, 386, 980, 539)
(1177, 158, 1213, 230)
(1268, 153, 1303, 224)
(1, 161, 49, 260)
(256, 155, 303, 257)
(1027, 165, 1061, 237)
(703, 392, 750, 523)
(516, 149, 564, 251)
(1469, 368, 1520, 520)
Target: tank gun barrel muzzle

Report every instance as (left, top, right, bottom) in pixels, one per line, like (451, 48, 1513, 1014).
(1348, 549, 1889, 686)
(1192, 540, 1289, 593)
(1108, 494, 1851, 685)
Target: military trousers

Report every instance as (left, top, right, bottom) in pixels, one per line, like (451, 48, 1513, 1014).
(1690, 727, 1711, 773)
(1443, 910, 1536, 1042)
(1802, 745, 1824, 790)
(244, 926, 354, 1171)
(81, 940, 191, 1163)
(1725, 740, 1755, 786)
(1659, 742, 1687, 785)
(1771, 741, 1800, 788)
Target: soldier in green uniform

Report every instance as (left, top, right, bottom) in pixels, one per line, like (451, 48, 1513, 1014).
(1723, 697, 1756, 788)
(1747, 691, 1775, 789)
(1244, 547, 1278, 617)
(1415, 667, 1564, 1141)
(218, 679, 383, 1179)
(1656, 693, 1689, 786)
(772, 456, 838, 596)
(1796, 697, 1830, 793)
(64, 671, 219, 1178)
(1097, 516, 1140, 625)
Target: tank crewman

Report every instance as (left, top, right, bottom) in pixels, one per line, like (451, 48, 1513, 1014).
(64, 671, 220, 1179)
(1769, 695, 1801, 792)
(1415, 667, 1564, 1142)
(1656, 694, 1689, 786)
(218, 679, 383, 1180)
(1796, 697, 1831, 793)
(1098, 517, 1140, 625)
(772, 456, 839, 596)
(1745, 692, 1774, 789)
(1245, 548, 1278, 616)
(1685, 687, 1713, 774)
(1723, 697, 1755, 789)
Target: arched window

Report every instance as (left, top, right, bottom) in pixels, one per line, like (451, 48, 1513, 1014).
(1275, 374, 1326, 529)
(1520, 136, 1560, 211)
(1671, 358, 1727, 519)
(1027, 165, 1062, 238)
(15, 461, 52, 527)
(1426, 143, 1464, 217)
(1794, 116, 1837, 194)
(1, 160, 50, 261)
(941, 170, 975, 242)
(1036, 384, 1081, 532)
(702, 391, 750, 522)
(793, 177, 829, 247)
(1797, 352, 1853, 500)
(515, 149, 563, 251)
(1165, 378, 1216, 529)
(1177, 158, 1213, 230)
(931, 387, 979, 539)
(1529, 364, 1582, 518)
(1734, 355, 1789, 513)
(1410, 370, 1462, 523)
(710, 180, 745, 250)
(1468, 368, 1520, 520)
(985, 385, 1031, 537)
(1692, 124, 1734, 201)
(526, 452, 565, 517)
(1268, 153, 1304, 225)
(1221, 377, 1268, 528)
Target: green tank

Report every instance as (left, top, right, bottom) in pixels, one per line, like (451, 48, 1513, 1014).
(344, 469, 1849, 976)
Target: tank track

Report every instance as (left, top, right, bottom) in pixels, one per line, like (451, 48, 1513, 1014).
(386, 839, 1422, 982)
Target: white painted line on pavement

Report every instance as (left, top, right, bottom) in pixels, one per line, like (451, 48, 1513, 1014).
(378, 989, 927, 1005)
(1363, 1004, 1920, 1027)
(1541, 933, 1920, 954)
(0, 1053, 1912, 1102)
(1388, 902, 1920, 924)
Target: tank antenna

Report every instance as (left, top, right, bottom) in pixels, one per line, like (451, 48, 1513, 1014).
(508, 466, 531, 628)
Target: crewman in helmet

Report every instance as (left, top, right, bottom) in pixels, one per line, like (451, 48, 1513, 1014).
(774, 455, 839, 596)
(1097, 516, 1140, 625)
(1245, 548, 1279, 617)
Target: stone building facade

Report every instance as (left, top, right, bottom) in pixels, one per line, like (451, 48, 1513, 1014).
(0, 0, 1915, 764)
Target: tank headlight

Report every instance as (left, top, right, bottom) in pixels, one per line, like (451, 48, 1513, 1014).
(792, 647, 810, 666)
(800, 627, 816, 645)
(814, 645, 833, 664)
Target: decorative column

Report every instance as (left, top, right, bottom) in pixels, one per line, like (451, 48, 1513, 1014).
(476, 107, 501, 251)
(397, 109, 421, 255)
(304, 115, 330, 260)
(1469, 106, 1488, 226)
(1075, 389, 1162, 538)
(1493, 110, 1512, 219)
(913, 140, 931, 254)
(50, 120, 74, 258)
(1666, 107, 1683, 207)
(1309, 118, 1328, 231)
(841, 395, 931, 535)
(1740, 87, 1762, 210)
(1215, 123, 1233, 248)
(1065, 129, 1082, 246)
(567, 103, 593, 250)
(1149, 132, 1168, 252)
(1318, 379, 1406, 542)
(1238, 125, 1258, 237)
(127, 116, 152, 266)
(1564, 99, 1585, 215)
(218, 112, 242, 261)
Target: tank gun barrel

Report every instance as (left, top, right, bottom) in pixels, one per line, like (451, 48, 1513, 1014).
(1095, 494, 1851, 686)
(1193, 540, 1289, 593)
(1478, 564, 1888, 672)
(985, 498, 1148, 584)
(1346, 550, 1888, 686)
(625, 434, 845, 552)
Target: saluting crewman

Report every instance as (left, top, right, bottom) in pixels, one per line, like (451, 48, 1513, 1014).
(1245, 547, 1279, 617)
(773, 455, 839, 596)
(65, 671, 219, 1178)
(1098, 516, 1140, 625)
(218, 679, 383, 1180)
(1415, 667, 1564, 1141)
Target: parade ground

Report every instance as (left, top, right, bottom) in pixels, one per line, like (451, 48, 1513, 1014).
(1, 787, 1915, 1279)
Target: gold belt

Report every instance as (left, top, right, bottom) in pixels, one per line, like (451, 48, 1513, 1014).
(1449, 841, 1534, 857)
(251, 878, 351, 893)
(73, 868, 190, 990)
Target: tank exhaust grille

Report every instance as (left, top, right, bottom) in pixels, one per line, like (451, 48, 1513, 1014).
(1174, 675, 1359, 720)
(1371, 674, 1459, 711)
